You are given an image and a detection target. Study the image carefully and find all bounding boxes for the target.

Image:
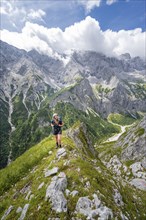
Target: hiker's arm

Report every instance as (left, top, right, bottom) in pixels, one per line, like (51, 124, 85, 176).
(59, 122, 64, 127)
(51, 120, 54, 127)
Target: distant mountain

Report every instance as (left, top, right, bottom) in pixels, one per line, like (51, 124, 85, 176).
(0, 40, 146, 168)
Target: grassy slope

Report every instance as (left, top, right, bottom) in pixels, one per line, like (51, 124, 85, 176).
(108, 113, 137, 126)
(0, 131, 146, 220)
(0, 98, 11, 168)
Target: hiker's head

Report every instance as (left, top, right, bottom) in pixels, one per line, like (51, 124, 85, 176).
(53, 113, 58, 120)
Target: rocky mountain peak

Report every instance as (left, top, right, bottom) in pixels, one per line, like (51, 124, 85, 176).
(119, 53, 131, 60)
(0, 40, 146, 220)
(0, 40, 26, 63)
(0, 39, 146, 169)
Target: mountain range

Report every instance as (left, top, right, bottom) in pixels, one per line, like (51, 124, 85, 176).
(0, 40, 146, 219)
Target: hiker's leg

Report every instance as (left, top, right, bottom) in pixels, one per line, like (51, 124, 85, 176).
(58, 134, 61, 147)
(55, 135, 58, 148)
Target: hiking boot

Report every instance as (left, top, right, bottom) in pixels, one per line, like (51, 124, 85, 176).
(59, 144, 62, 148)
(56, 142, 58, 148)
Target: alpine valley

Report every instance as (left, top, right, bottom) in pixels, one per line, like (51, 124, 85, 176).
(0, 40, 146, 220)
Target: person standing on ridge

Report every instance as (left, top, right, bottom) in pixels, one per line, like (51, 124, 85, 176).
(51, 113, 64, 148)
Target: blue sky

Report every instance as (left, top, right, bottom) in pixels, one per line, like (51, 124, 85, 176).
(90, 1, 146, 31)
(44, 0, 146, 31)
(1, 0, 145, 31)
(0, 0, 145, 58)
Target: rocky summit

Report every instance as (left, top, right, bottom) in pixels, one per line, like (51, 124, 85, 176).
(0, 40, 146, 219)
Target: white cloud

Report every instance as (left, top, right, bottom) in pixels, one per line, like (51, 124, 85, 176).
(0, 1, 46, 29)
(106, 0, 118, 6)
(0, 1, 24, 17)
(0, 16, 145, 59)
(77, 0, 102, 13)
(27, 9, 46, 20)
(0, 6, 8, 15)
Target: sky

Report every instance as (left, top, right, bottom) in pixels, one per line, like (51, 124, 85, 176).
(0, 0, 146, 59)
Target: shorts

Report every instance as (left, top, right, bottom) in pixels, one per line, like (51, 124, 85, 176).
(53, 128, 62, 135)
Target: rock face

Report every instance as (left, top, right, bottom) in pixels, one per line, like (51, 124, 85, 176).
(1, 40, 146, 168)
(116, 116, 146, 161)
(45, 172, 67, 213)
(113, 189, 124, 206)
(130, 162, 146, 180)
(67, 122, 97, 158)
(37, 182, 44, 190)
(130, 178, 146, 191)
(76, 197, 92, 216)
(76, 194, 113, 220)
(18, 204, 29, 220)
(56, 148, 67, 159)
(45, 167, 59, 177)
(49, 78, 98, 113)
(107, 155, 123, 176)
(1, 205, 13, 220)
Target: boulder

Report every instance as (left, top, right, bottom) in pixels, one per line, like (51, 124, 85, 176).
(65, 189, 70, 196)
(45, 167, 59, 177)
(107, 155, 122, 176)
(76, 195, 113, 220)
(16, 207, 22, 214)
(130, 162, 143, 174)
(50, 191, 67, 213)
(38, 182, 45, 190)
(1, 205, 13, 220)
(97, 205, 113, 220)
(18, 204, 29, 220)
(48, 151, 53, 155)
(45, 172, 67, 213)
(25, 190, 31, 200)
(56, 148, 67, 159)
(76, 197, 92, 217)
(113, 189, 124, 206)
(93, 194, 101, 208)
(142, 157, 146, 169)
(70, 190, 79, 197)
(130, 178, 146, 191)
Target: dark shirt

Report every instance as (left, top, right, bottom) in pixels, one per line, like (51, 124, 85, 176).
(51, 119, 62, 128)
(51, 119, 63, 135)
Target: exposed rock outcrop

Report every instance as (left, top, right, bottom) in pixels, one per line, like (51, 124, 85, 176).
(67, 122, 97, 158)
(1, 206, 13, 220)
(56, 148, 67, 160)
(130, 178, 146, 191)
(116, 116, 146, 161)
(45, 172, 67, 213)
(76, 194, 113, 220)
(45, 167, 59, 177)
(18, 204, 29, 220)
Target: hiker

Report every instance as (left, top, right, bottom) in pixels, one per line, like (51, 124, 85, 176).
(51, 113, 64, 148)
